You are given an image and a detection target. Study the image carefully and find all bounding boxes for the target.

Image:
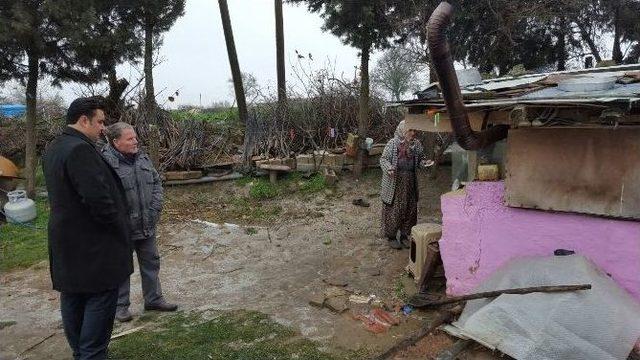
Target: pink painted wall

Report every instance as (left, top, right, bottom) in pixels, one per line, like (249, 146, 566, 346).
(439, 181, 640, 300)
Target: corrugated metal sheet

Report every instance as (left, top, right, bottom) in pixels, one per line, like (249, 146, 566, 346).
(471, 76, 547, 91)
(520, 83, 640, 100)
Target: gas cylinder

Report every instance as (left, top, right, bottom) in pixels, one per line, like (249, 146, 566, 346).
(3, 190, 36, 223)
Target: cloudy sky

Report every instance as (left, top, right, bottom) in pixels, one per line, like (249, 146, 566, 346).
(54, 0, 382, 108)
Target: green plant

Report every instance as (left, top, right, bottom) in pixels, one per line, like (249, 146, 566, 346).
(299, 173, 326, 194)
(249, 178, 279, 200)
(394, 277, 407, 302)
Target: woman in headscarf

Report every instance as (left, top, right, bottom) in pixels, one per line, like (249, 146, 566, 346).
(379, 120, 432, 249)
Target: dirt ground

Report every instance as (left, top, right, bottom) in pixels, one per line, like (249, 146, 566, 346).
(0, 166, 501, 359)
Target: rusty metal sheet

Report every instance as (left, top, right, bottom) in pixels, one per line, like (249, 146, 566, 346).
(505, 128, 640, 219)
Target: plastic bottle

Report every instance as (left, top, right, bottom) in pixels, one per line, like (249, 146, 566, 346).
(3, 190, 37, 223)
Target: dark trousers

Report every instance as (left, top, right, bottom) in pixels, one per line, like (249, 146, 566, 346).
(118, 235, 163, 309)
(60, 289, 118, 360)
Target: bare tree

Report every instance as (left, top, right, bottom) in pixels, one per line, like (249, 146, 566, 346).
(372, 47, 423, 101)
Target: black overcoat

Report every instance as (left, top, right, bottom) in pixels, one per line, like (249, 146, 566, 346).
(42, 127, 132, 293)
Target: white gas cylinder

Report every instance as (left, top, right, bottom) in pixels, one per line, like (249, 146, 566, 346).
(3, 190, 37, 223)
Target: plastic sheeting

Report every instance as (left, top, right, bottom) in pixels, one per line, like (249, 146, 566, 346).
(447, 255, 640, 360)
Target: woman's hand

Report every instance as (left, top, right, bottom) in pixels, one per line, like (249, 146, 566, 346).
(420, 159, 435, 168)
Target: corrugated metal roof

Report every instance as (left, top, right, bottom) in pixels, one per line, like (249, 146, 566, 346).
(407, 64, 640, 107)
(519, 83, 640, 100)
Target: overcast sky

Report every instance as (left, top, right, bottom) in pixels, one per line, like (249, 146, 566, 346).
(53, 0, 381, 108)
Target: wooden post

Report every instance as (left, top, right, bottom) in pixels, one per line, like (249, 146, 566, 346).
(269, 170, 277, 184)
(467, 150, 478, 182)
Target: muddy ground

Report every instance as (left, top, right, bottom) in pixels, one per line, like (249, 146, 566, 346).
(1, 167, 502, 359)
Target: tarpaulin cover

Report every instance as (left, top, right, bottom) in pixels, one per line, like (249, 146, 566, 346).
(448, 255, 640, 360)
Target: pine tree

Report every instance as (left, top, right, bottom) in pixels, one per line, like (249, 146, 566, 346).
(0, 0, 94, 197)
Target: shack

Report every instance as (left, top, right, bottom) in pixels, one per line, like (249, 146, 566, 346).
(404, 27, 640, 300)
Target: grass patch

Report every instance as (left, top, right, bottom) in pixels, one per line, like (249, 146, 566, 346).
(299, 173, 326, 194)
(240, 172, 327, 201)
(230, 197, 283, 222)
(109, 310, 345, 360)
(0, 197, 49, 272)
(249, 178, 279, 200)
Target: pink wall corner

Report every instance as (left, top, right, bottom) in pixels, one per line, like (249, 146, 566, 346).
(439, 181, 640, 300)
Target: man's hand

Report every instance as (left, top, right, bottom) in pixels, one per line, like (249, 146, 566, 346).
(387, 166, 395, 177)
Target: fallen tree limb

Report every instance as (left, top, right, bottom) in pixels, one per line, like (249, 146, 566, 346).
(374, 305, 463, 360)
(20, 332, 57, 355)
(410, 284, 591, 308)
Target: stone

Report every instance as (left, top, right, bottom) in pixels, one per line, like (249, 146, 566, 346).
(308, 293, 326, 308)
(324, 295, 349, 313)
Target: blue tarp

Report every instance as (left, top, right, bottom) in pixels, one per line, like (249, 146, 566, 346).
(0, 104, 26, 117)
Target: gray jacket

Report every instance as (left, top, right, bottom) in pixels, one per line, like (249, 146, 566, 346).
(379, 137, 425, 205)
(101, 145, 163, 240)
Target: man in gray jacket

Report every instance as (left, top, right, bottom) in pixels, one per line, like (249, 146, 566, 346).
(101, 122, 177, 322)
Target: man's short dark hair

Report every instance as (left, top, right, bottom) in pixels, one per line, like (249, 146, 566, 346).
(66, 96, 106, 125)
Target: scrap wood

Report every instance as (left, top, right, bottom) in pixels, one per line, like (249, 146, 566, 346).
(111, 326, 145, 340)
(19, 332, 57, 356)
(409, 284, 591, 308)
(374, 305, 463, 360)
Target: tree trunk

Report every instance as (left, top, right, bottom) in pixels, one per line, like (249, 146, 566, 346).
(25, 52, 39, 199)
(556, 19, 567, 71)
(218, 0, 249, 167)
(612, 5, 623, 64)
(575, 20, 602, 62)
(354, 45, 371, 178)
(428, 63, 438, 84)
(144, 22, 156, 110)
(624, 42, 640, 64)
(275, 0, 286, 104)
(106, 66, 128, 124)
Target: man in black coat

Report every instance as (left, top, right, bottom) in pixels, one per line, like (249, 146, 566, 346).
(42, 96, 133, 360)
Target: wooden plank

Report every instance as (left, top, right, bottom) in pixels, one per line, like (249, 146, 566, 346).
(505, 128, 640, 219)
(164, 171, 203, 181)
(164, 172, 243, 186)
(257, 164, 291, 171)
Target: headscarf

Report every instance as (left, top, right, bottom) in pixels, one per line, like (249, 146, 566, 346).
(394, 120, 406, 140)
(394, 120, 412, 159)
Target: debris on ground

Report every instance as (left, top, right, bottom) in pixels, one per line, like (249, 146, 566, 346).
(353, 308, 400, 334)
(352, 198, 370, 207)
(307, 286, 353, 314)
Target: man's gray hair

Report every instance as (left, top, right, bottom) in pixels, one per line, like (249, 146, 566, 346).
(105, 122, 134, 143)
